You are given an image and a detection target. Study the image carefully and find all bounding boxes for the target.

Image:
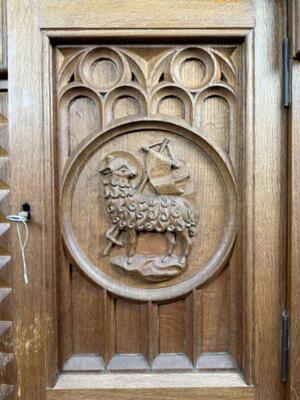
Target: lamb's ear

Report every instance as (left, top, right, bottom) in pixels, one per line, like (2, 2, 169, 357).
(100, 154, 114, 174)
(99, 167, 111, 175)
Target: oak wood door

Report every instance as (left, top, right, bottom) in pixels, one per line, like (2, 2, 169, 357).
(5, 1, 287, 399)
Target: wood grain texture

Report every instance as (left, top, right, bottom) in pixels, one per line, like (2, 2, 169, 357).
(51, 371, 250, 388)
(241, 29, 255, 385)
(38, 0, 254, 30)
(254, 0, 286, 398)
(57, 43, 241, 376)
(46, 28, 253, 41)
(59, 45, 240, 299)
(47, 387, 255, 400)
(6, 0, 287, 399)
(201, 269, 229, 353)
(47, 388, 255, 400)
(288, 61, 300, 400)
(7, 0, 46, 398)
(59, 250, 72, 369)
(47, 372, 254, 399)
(115, 299, 147, 355)
(0, 0, 7, 74)
(294, 0, 300, 59)
(71, 268, 103, 355)
(158, 300, 185, 354)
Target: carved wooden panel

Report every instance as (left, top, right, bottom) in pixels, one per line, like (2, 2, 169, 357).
(56, 44, 243, 372)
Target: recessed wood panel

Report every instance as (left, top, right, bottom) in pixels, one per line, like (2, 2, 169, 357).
(68, 96, 100, 153)
(113, 96, 141, 120)
(71, 267, 103, 355)
(115, 299, 146, 354)
(202, 96, 230, 151)
(157, 96, 185, 119)
(56, 43, 243, 374)
(201, 268, 229, 353)
(158, 300, 185, 354)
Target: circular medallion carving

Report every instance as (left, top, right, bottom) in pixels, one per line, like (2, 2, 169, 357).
(170, 48, 215, 91)
(61, 120, 238, 301)
(79, 48, 127, 91)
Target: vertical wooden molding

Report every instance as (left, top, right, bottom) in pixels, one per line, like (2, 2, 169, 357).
(147, 302, 159, 364)
(0, 0, 7, 74)
(0, 85, 14, 399)
(288, 60, 300, 400)
(290, 4, 300, 399)
(294, 0, 300, 59)
(254, 0, 286, 398)
(7, 0, 46, 397)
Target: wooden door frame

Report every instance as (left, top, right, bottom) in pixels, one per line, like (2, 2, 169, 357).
(6, 1, 287, 399)
(288, 1, 300, 398)
(288, 59, 300, 400)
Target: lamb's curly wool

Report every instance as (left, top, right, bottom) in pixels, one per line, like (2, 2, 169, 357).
(103, 180, 196, 237)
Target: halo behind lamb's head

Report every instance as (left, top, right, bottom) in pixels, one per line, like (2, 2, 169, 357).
(99, 151, 144, 187)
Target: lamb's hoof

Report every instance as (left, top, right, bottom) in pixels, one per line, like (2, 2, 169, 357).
(127, 257, 133, 265)
(180, 257, 186, 265)
(116, 240, 124, 247)
(161, 255, 170, 263)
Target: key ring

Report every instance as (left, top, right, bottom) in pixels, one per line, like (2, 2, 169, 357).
(6, 204, 31, 284)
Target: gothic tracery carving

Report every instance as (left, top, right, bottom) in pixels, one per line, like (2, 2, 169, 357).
(58, 45, 237, 153)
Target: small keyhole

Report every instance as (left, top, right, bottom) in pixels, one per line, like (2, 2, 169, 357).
(22, 203, 31, 220)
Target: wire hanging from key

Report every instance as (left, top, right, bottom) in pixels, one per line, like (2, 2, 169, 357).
(6, 208, 30, 284)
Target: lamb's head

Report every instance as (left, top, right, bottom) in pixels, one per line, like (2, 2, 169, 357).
(100, 155, 137, 182)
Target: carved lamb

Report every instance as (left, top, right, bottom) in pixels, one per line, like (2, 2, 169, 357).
(100, 153, 196, 266)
